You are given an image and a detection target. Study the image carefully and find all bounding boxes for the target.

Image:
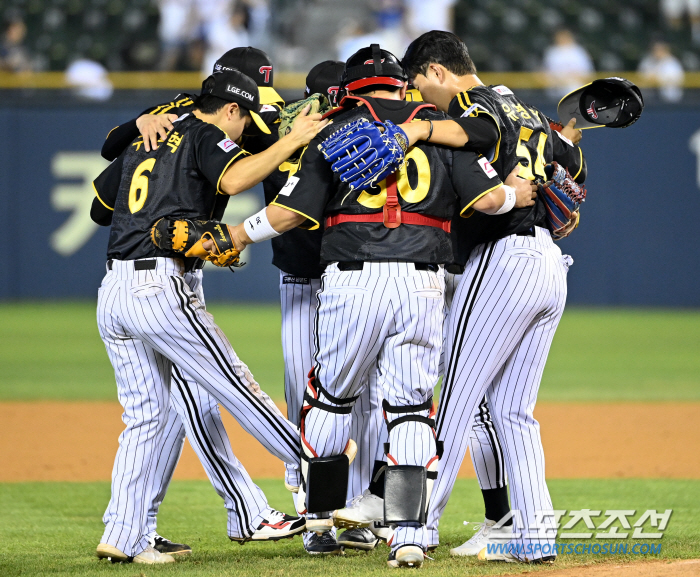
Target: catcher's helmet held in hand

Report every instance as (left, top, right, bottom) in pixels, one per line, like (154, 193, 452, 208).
(340, 44, 408, 93)
(558, 77, 644, 129)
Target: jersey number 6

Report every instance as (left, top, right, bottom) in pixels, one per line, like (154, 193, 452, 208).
(128, 158, 156, 214)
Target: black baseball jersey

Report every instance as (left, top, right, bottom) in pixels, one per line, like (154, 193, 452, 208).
(272, 97, 503, 265)
(94, 113, 249, 262)
(101, 94, 327, 278)
(447, 84, 586, 262)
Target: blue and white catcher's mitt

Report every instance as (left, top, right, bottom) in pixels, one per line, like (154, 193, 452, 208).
(319, 118, 409, 192)
(539, 162, 587, 240)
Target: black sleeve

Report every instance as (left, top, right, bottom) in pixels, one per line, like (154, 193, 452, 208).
(193, 124, 251, 192)
(101, 95, 195, 161)
(91, 155, 124, 225)
(551, 130, 587, 183)
(451, 114, 500, 150)
(450, 149, 504, 217)
(269, 137, 333, 230)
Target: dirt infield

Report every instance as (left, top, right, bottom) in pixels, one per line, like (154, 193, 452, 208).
(546, 559, 700, 576)
(1, 401, 699, 482)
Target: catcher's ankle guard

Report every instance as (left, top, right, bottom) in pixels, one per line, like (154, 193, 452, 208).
(384, 465, 427, 525)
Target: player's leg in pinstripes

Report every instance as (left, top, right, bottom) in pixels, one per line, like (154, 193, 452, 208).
(279, 271, 321, 491)
(140, 270, 269, 541)
(484, 243, 569, 558)
(427, 231, 565, 558)
(98, 276, 173, 556)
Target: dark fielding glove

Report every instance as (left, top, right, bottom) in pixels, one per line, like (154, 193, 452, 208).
(151, 218, 244, 268)
(539, 162, 587, 241)
(279, 93, 331, 139)
(319, 118, 408, 192)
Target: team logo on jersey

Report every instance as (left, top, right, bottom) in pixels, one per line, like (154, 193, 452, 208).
(491, 85, 513, 96)
(259, 65, 273, 83)
(478, 157, 497, 178)
(587, 100, 598, 119)
(217, 138, 238, 152)
(260, 104, 277, 113)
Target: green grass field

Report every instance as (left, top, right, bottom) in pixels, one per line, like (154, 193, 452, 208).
(1, 303, 699, 575)
(1, 479, 698, 576)
(1, 302, 699, 402)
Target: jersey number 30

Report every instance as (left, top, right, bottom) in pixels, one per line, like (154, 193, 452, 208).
(357, 147, 431, 208)
(128, 158, 156, 214)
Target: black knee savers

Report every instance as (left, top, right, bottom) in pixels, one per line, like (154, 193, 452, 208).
(384, 465, 427, 525)
(305, 453, 350, 513)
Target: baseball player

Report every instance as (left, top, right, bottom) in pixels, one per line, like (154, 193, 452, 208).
(398, 31, 588, 562)
(97, 48, 289, 556)
(90, 69, 326, 564)
(214, 44, 536, 568)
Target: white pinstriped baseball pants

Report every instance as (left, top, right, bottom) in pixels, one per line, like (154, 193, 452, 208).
(428, 228, 569, 559)
(278, 271, 385, 504)
(443, 272, 507, 492)
(97, 258, 299, 556)
(103, 269, 273, 543)
(304, 261, 444, 551)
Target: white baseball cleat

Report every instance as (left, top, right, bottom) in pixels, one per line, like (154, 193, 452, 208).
(477, 545, 519, 563)
(333, 490, 384, 529)
(450, 518, 513, 557)
(387, 545, 425, 568)
(230, 509, 306, 542)
(305, 517, 335, 535)
(369, 520, 394, 542)
(96, 543, 175, 564)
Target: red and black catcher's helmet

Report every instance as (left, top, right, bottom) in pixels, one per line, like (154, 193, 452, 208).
(340, 43, 408, 94)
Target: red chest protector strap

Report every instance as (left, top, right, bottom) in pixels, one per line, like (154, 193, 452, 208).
(323, 97, 446, 231)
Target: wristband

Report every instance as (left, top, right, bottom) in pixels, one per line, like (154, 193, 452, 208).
(425, 120, 434, 143)
(493, 185, 516, 215)
(244, 208, 282, 243)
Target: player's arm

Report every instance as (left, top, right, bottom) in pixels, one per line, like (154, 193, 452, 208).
(218, 106, 327, 196)
(551, 127, 587, 183)
(226, 131, 334, 250)
(90, 155, 124, 226)
(101, 97, 194, 160)
(451, 151, 536, 216)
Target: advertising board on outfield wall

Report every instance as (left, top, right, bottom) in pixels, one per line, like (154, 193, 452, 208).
(0, 106, 699, 305)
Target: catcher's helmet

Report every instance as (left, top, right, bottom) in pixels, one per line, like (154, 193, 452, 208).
(340, 44, 407, 93)
(305, 60, 345, 107)
(558, 77, 644, 129)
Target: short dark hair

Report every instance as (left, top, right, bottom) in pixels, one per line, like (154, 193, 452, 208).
(402, 31, 477, 80)
(193, 76, 249, 115)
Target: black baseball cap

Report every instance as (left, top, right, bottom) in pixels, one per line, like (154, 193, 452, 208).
(305, 60, 345, 106)
(213, 46, 282, 105)
(202, 69, 271, 134)
(558, 77, 644, 129)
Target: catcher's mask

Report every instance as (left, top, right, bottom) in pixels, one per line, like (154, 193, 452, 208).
(340, 44, 407, 94)
(558, 77, 644, 129)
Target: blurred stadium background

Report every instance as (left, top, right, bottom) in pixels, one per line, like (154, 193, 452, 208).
(0, 0, 699, 304)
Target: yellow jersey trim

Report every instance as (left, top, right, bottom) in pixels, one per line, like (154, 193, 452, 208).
(93, 183, 114, 211)
(456, 91, 502, 163)
(270, 199, 320, 230)
(216, 150, 249, 194)
(105, 126, 118, 140)
(460, 183, 502, 218)
(572, 146, 584, 180)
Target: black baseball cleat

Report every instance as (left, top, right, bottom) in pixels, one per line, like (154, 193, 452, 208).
(304, 531, 344, 555)
(338, 528, 379, 551)
(230, 509, 306, 543)
(152, 534, 192, 556)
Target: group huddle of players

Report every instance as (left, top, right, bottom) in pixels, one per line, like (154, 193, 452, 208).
(89, 31, 642, 568)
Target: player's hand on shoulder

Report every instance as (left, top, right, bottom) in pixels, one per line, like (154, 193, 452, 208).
(505, 167, 538, 208)
(136, 113, 179, 152)
(560, 118, 582, 145)
(284, 104, 329, 147)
